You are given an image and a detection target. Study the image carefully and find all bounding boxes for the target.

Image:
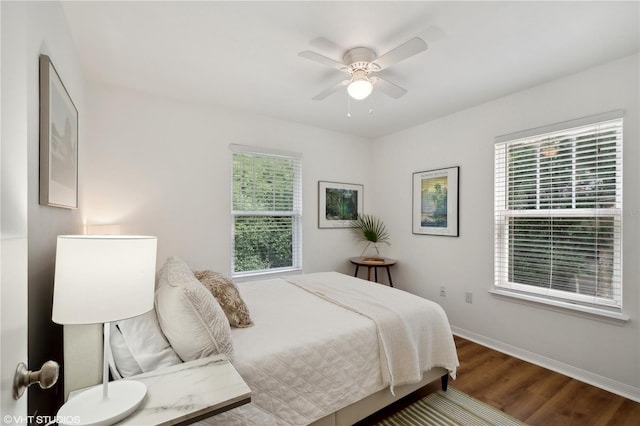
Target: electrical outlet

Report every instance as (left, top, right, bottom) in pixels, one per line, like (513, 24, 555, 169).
(440, 286, 446, 297)
(465, 292, 473, 304)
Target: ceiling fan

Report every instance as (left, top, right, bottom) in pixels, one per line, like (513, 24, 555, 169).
(299, 36, 428, 101)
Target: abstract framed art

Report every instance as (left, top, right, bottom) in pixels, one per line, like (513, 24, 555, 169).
(39, 54, 78, 209)
(318, 181, 363, 228)
(412, 166, 459, 236)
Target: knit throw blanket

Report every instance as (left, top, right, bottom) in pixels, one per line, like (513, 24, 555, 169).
(285, 272, 459, 393)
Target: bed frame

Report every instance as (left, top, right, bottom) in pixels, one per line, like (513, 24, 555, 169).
(64, 325, 449, 425)
(311, 368, 448, 426)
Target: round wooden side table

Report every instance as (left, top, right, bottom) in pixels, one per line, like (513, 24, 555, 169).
(349, 257, 396, 287)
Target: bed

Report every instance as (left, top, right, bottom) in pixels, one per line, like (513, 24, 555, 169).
(64, 257, 459, 426)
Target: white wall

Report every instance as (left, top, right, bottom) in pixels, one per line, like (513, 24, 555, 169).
(372, 54, 640, 399)
(82, 83, 372, 276)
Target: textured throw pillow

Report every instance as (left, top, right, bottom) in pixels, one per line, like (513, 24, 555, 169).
(155, 257, 234, 362)
(193, 270, 254, 328)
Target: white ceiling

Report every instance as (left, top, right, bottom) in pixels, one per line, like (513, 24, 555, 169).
(61, 1, 639, 139)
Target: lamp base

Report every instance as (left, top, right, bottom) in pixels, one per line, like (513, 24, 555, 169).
(58, 380, 146, 426)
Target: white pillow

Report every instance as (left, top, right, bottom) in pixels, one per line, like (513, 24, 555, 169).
(109, 324, 142, 378)
(109, 309, 182, 378)
(155, 257, 234, 362)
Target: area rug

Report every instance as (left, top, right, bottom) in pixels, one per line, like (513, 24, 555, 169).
(374, 387, 527, 426)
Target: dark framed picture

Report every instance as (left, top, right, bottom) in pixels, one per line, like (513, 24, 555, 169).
(39, 54, 78, 209)
(412, 166, 459, 236)
(318, 181, 363, 228)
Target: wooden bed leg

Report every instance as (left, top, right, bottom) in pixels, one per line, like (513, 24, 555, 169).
(441, 374, 448, 391)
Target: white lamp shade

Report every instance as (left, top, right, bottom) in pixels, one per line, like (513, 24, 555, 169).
(52, 235, 157, 325)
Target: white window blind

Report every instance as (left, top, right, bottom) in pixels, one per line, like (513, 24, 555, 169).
(494, 114, 623, 311)
(231, 145, 302, 276)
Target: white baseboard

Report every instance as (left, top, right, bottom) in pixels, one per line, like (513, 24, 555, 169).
(451, 326, 640, 403)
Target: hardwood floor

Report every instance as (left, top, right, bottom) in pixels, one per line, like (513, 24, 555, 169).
(356, 336, 640, 425)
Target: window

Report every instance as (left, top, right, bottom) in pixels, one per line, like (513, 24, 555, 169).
(231, 144, 302, 277)
(494, 113, 623, 312)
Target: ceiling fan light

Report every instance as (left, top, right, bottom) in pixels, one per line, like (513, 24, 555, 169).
(347, 78, 373, 100)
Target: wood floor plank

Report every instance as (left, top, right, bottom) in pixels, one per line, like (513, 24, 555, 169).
(605, 399, 640, 426)
(526, 379, 620, 425)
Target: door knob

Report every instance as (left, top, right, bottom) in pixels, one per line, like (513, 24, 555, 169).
(13, 360, 59, 400)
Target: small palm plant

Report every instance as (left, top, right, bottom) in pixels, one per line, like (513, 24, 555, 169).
(350, 214, 390, 258)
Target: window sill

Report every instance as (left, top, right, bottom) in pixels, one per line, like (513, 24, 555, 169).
(232, 267, 302, 282)
(489, 289, 630, 324)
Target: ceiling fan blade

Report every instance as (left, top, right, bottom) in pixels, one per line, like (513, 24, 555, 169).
(298, 50, 347, 70)
(309, 37, 346, 58)
(312, 80, 349, 101)
(373, 37, 428, 70)
(373, 77, 407, 99)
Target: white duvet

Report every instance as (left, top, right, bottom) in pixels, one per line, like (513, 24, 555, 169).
(201, 273, 458, 426)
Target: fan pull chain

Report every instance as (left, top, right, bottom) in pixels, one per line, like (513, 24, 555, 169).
(346, 93, 376, 117)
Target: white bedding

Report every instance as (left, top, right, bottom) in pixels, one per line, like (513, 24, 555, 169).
(202, 273, 458, 426)
(287, 272, 459, 392)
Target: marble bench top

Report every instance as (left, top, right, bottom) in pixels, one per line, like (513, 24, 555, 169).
(69, 355, 251, 426)
(118, 355, 250, 425)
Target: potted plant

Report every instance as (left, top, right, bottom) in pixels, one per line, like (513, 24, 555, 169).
(349, 214, 390, 260)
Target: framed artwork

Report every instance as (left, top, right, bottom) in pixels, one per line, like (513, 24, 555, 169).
(39, 54, 78, 209)
(412, 166, 459, 236)
(318, 181, 363, 228)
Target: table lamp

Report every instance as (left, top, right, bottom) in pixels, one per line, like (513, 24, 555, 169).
(52, 235, 157, 426)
